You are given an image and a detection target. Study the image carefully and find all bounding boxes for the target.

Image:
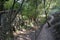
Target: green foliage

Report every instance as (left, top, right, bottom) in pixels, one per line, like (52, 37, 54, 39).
(14, 2, 20, 9)
(4, 0, 13, 9)
(2, 0, 60, 30)
(21, 0, 40, 20)
(4, 0, 20, 9)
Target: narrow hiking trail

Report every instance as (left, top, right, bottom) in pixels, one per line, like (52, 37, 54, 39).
(14, 15, 56, 40)
(36, 15, 55, 40)
(36, 23, 55, 40)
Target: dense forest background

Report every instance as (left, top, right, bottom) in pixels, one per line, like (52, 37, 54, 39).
(0, 0, 60, 40)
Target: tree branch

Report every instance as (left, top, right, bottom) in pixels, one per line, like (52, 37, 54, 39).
(11, 0, 25, 23)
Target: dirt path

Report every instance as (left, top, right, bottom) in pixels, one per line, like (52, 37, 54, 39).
(36, 23, 55, 40)
(14, 15, 55, 40)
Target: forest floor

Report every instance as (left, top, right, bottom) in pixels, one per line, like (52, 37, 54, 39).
(13, 26, 41, 40)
